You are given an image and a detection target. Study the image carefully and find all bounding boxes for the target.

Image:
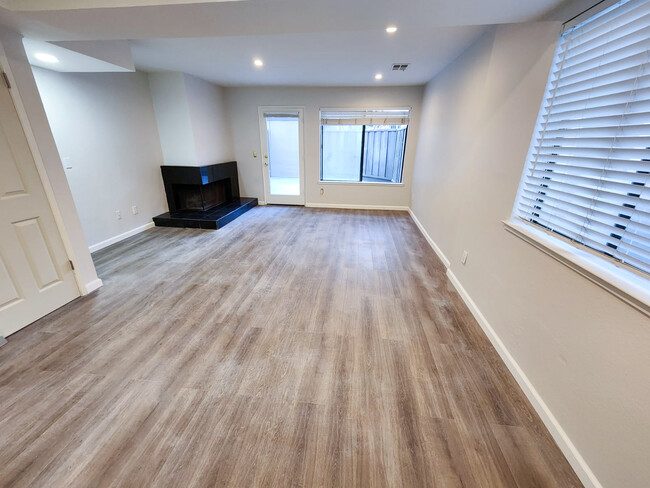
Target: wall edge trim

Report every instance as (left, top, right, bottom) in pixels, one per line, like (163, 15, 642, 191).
(83, 278, 104, 295)
(409, 207, 601, 488)
(407, 208, 451, 268)
(305, 203, 409, 211)
(89, 221, 155, 253)
(445, 267, 602, 488)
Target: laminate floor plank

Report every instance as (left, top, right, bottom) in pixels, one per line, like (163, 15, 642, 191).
(0, 206, 582, 487)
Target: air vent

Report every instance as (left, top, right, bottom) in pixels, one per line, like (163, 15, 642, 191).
(392, 63, 409, 71)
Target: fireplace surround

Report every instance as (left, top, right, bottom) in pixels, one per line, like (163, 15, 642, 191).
(153, 162, 257, 229)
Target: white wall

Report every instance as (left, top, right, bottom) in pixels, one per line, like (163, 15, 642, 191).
(0, 29, 101, 293)
(184, 73, 234, 165)
(411, 23, 650, 488)
(33, 67, 167, 251)
(148, 71, 197, 165)
(224, 86, 423, 208)
(149, 71, 234, 166)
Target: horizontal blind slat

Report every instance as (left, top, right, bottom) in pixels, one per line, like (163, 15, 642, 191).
(538, 146, 650, 162)
(520, 196, 650, 261)
(553, 64, 647, 98)
(549, 73, 650, 105)
(518, 205, 626, 256)
(563, 20, 650, 69)
(542, 124, 650, 138)
(531, 165, 649, 187)
(517, 204, 644, 267)
(548, 86, 650, 116)
(517, 0, 650, 276)
(521, 190, 650, 233)
(524, 179, 648, 208)
(560, 28, 650, 78)
(540, 135, 650, 148)
(545, 98, 650, 124)
(565, 0, 650, 50)
(526, 174, 649, 205)
(544, 110, 650, 130)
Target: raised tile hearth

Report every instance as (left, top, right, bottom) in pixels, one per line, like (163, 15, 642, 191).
(153, 161, 257, 229)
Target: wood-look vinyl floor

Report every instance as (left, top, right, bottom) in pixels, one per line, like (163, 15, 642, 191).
(0, 207, 582, 488)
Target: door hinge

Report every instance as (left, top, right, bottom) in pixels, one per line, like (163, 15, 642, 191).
(69, 260, 75, 270)
(2, 72, 11, 90)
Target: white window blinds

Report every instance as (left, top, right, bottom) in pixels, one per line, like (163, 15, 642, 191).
(515, 0, 650, 276)
(320, 109, 410, 125)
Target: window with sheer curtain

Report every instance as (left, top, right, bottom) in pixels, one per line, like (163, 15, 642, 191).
(513, 0, 650, 277)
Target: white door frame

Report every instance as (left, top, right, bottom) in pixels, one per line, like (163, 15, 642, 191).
(258, 106, 305, 205)
(0, 42, 84, 295)
(0, 43, 81, 337)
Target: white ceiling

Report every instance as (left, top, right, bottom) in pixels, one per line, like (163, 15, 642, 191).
(24, 39, 134, 73)
(0, 0, 243, 11)
(130, 27, 487, 86)
(1, 0, 569, 86)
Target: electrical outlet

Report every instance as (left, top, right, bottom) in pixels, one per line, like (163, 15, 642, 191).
(115, 210, 122, 220)
(132, 205, 138, 215)
(461, 250, 468, 265)
(62, 157, 72, 170)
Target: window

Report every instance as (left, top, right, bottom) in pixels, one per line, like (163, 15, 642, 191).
(320, 109, 409, 183)
(513, 0, 650, 279)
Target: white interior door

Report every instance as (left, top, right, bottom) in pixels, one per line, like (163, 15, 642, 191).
(0, 70, 79, 338)
(259, 107, 305, 205)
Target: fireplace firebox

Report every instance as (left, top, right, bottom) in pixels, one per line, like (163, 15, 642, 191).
(153, 162, 257, 229)
(172, 180, 229, 211)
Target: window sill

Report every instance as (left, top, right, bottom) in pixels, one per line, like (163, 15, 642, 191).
(318, 180, 404, 187)
(503, 219, 650, 318)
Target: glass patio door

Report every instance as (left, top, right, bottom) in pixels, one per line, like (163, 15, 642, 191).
(259, 107, 305, 205)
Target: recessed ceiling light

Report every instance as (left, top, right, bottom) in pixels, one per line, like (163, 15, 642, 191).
(386, 26, 398, 34)
(253, 58, 264, 67)
(35, 52, 59, 63)
(375, 73, 383, 80)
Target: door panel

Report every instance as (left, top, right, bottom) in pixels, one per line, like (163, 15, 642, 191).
(0, 254, 20, 309)
(14, 218, 61, 289)
(259, 107, 305, 205)
(0, 126, 27, 197)
(0, 67, 79, 338)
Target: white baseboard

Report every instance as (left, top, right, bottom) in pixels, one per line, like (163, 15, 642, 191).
(407, 206, 600, 488)
(407, 208, 451, 269)
(305, 202, 409, 211)
(89, 222, 155, 253)
(258, 200, 267, 206)
(83, 278, 104, 295)
(445, 268, 601, 488)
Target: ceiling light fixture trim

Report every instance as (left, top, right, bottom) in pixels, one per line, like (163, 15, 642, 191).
(34, 52, 59, 63)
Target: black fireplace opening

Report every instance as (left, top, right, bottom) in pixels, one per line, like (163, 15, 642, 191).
(172, 179, 231, 212)
(153, 162, 258, 230)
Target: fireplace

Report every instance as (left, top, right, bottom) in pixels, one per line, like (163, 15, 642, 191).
(153, 162, 257, 229)
(172, 180, 229, 212)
